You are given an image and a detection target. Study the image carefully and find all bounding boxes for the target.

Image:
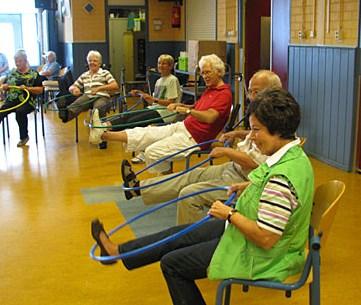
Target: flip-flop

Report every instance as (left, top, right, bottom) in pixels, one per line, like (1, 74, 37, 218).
(91, 219, 117, 265)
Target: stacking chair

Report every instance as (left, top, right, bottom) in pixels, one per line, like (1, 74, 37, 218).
(118, 66, 151, 113)
(1, 90, 43, 145)
(42, 66, 68, 113)
(215, 179, 346, 305)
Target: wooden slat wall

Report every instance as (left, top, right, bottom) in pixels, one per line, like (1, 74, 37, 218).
(289, 46, 358, 171)
(217, 0, 238, 43)
(186, 0, 216, 40)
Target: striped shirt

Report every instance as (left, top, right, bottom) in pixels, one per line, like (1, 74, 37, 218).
(73, 68, 115, 98)
(257, 175, 298, 235)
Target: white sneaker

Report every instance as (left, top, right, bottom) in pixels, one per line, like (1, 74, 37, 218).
(89, 109, 106, 145)
(131, 151, 146, 164)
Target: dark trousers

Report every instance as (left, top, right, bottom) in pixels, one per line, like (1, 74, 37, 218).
(110, 109, 163, 131)
(0, 99, 35, 140)
(119, 219, 225, 305)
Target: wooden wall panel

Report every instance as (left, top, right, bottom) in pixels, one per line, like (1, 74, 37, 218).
(148, 0, 185, 41)
(289, 46, 358, 170)
(290, 0, 359, 46)
(217, 0, 238, 43)
(72, 0, 106, 42)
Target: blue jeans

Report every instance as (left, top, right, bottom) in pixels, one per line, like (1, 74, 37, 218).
(119, 219, 225, 305)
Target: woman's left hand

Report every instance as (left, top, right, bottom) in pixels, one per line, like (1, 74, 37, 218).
(90, 87, 100, 95)
(208, 200, 232, 220)
(209, 147, 228, 158)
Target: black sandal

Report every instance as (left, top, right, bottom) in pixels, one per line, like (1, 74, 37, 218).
(121, 160, 140, 200)
(91, 219, 117, 265)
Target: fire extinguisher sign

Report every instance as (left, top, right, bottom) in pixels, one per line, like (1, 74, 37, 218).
(171, 6, 181, 28)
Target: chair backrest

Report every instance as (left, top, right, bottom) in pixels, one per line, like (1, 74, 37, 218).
(58, 67, 68, 78)
(57, 68, 74, 94)
(299, 136, 307, 146)
(311, 180, 346, 246)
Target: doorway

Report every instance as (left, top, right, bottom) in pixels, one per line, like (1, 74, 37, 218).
(108, 7, 146, 83)
(243, 0, 290, 89)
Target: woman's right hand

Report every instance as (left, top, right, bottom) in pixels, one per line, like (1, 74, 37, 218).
(219, 130, 237, 143)
(69, 86, 81, 96)
(167, 103, 178, 111)
(1, 84, 9, 91)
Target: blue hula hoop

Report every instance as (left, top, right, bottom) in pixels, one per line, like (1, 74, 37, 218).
(122, 139, 231, 192)
(90, 186, 236, 262)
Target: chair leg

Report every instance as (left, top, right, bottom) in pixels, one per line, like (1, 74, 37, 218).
(215, 281, 232, 305)
(185, 154, 191, 169)
(34, 109, 38, 144)
(2, 120, 5, 145)
(224, 285, 232, 305)
(75, 116, 79, 143)
(310, 268, 321, 304)
(6, 116, 10, 138)
(40, 100, 45, 137)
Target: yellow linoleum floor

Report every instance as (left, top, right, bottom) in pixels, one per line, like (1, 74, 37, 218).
(1, 110, 361, 305)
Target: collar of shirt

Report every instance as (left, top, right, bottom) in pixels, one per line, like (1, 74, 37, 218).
(266, 137, 301, 167)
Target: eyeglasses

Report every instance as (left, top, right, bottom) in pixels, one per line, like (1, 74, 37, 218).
(200, 70, 214, 77)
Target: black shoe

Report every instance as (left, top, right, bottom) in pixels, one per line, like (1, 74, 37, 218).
(91, 219, 117, 265)
(121, 160, 141, 200)
(98, 141, 107, 149)
(59, 108, 69, 123)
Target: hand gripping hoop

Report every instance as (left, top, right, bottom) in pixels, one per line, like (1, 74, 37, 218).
(0, 86, 30, 113)
(90, 187, 236, 263)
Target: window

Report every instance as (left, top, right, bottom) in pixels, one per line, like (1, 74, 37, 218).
(0, 0, 41, 67)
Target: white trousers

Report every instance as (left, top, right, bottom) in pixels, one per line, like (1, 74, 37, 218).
(125, 122, 198, 173)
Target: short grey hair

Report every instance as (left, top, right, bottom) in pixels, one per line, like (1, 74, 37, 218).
(198, 54, 226, 77)
(87, 50, 102, 64)
(47, 51, 57, 61)
(14, 49, 28, 61)
(252, 70, 282, 88)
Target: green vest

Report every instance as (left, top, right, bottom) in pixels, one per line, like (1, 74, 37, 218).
(208, 145, 314, 282)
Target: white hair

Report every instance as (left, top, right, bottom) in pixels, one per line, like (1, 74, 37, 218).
(87, 50, 102, 64)
(198, 54, 226, 77)
(47, 51, 57, 61)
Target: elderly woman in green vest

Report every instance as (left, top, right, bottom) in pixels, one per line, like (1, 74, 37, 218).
(91, 88, 314, 305)
(0, 49, 44, 147)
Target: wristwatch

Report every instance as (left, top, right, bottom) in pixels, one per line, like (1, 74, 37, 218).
(186, 109, 191, 114)
(227, 209, 238, 224)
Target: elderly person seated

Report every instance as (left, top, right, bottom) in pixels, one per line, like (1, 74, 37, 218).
(89, 54, 232, 173)
(121, 70, 283, 222)
(0, 51, 9, 78)
(91, 88, 314, 305)
(0, 49, 44, 147)
(39, 51, 61, 81)
(96, 53, 182, 164)
(60, 50, 119, 149)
